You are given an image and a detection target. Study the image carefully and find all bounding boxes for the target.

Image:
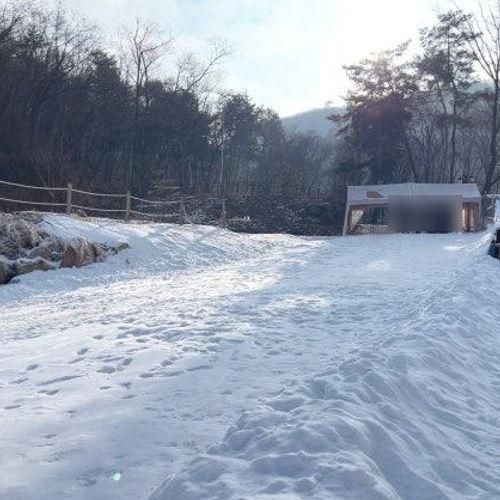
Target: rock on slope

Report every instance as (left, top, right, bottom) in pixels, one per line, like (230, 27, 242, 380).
(0, 212, 128, 284)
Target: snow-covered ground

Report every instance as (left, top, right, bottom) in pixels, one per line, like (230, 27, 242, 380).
(1, 215, 499, 500)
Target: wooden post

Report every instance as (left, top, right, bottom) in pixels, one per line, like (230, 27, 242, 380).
(220, 199, 228, 228)
(66, 183, 72, 215)
(342, 203, 351, 236)
(125, 191, 131, 221)
(473, 203, 480, 231)
(179, 196, 187, 224)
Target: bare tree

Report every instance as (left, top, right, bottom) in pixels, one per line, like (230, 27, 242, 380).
(173, 38, 231, 100)
(466, 1, 500, 193)
(0, 0, 23, 48)
(166, 38, 231, 188)
(418, 10, 475, 183)
(120, 19, 174, 190)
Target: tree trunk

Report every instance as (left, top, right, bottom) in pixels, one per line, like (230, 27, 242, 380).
(483, 80, 500, 194)
(449, 89, 459, 184)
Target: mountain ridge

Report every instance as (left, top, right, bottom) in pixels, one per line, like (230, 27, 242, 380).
(282, 106, 344, 138)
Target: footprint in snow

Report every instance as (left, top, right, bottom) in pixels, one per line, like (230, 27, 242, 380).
(68, 357, 84, 365)
(163, 370, 184, 378)
(4, 404, 21, 410)
(77, 471, 100, 488)
(267, 349, 281, 356)
(77, 348, 89, 356)
(116, 358, 133, 372)
(98, 365, 116, 374)
(12, 377, 28, 385)
(93, 335, 104, 340)
(186, 364, 212, 372)
(78, 477, 97, 487)
(26, 364, 40, 371)
(100, 356, 123, 363)
(38, 375, 82, 386)
(39, 389, 59, 396)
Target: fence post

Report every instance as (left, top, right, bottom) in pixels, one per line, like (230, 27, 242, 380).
(179, 195, 187, 224)
(66, 183, 72, 215)
(125, 191, 131, 221)
(220, 199, 228, 228)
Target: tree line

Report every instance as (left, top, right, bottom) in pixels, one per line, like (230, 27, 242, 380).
(0, 1, 334, 198)
(334, 4, 500, 194)
(2, 1, 500, 200)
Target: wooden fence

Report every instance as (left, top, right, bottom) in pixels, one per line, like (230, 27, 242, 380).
(0, 178, 338, 229)
(0, 179, 191, 223)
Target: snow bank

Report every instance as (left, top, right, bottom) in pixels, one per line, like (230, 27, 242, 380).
(1, 214, 298, 302)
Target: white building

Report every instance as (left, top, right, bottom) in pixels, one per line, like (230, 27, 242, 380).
(343, 183, 482, 236)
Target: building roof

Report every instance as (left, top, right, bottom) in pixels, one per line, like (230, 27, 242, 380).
(347, 183, 481, 206)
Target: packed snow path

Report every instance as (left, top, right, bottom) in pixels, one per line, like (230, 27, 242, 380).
(1, 216, 499, 499)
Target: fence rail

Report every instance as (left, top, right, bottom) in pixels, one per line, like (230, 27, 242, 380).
(0, 179, 67, 191)
(0, 179, 187, 223)
(0, 196, 67, 207)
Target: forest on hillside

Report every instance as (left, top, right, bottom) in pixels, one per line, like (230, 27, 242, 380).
(2, 1, 500, 197)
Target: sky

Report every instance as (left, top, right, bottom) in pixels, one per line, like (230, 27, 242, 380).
(60, 0, 478, 117)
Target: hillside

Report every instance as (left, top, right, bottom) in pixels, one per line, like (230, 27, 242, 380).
(282, 106, 344, 138)
(1, 215, 499, 500)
